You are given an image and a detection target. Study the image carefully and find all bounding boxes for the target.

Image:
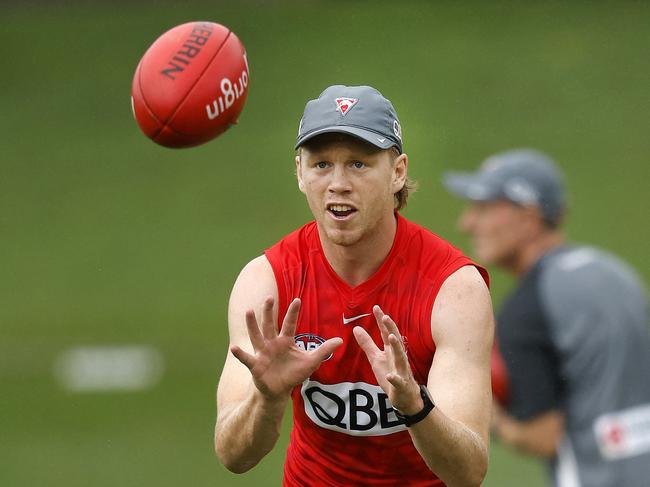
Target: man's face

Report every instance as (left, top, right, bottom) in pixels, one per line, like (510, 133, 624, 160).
(458, 200, 534, 267)
(296, 136, 406, 247)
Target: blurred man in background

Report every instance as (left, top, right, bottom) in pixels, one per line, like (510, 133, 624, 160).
(443, 148, 650, 487)
(214, 85, 494, 486)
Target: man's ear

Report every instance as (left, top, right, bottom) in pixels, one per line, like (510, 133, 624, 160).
(392, 153, 408, 193)
(296, 155, 305, 193)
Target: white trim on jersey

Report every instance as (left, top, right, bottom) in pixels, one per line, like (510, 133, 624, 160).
(556, 435, 582, 487)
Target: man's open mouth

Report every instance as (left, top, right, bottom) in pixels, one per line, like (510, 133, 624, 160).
(327, 204, 357, 219)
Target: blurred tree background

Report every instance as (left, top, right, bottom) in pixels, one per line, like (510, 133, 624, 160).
(1, 1, 648, 485)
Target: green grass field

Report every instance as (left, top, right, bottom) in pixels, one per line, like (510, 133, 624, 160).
(1, 1, 648, 485)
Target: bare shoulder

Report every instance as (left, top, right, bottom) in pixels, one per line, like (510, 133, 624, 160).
(235, 254, 275, 282)
(228, 255, 279, 343)
(437, 264, 489, 300)
(431, 265, 493, 343)
(231, 255, 277, 301)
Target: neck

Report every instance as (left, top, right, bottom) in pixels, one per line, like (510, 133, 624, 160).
(319, 213, 398, 287)
(509, 230, 565, 276)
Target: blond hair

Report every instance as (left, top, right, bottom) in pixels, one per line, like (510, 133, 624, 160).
(389, 147, 417, 211)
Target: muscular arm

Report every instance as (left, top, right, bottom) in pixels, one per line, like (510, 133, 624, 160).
(215, 255, 342, 473)
(214, 256, 285, 473)
(410, 266, 494, 486)
(354, 265, 493, 486)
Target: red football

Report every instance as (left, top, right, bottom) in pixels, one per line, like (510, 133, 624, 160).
(131, 21, 250, 148)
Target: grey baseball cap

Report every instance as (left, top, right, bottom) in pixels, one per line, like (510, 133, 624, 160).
(295, 85, 403, 153)
(443, 149, 567, 224)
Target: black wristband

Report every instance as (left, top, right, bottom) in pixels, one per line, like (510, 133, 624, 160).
(394, 385, 435, 427)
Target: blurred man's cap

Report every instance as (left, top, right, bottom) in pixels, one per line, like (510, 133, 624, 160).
(443, 149, 567, 224)
(295, 85, 403, 153)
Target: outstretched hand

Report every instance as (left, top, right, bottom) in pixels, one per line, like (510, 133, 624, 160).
(231, 297, 343, 401)
(353, 305, 423, 414)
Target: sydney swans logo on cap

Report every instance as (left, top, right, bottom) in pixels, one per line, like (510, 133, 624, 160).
(335, 97, 358, 116)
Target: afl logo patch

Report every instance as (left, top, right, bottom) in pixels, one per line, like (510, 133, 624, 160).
(294, 333, 333, 360)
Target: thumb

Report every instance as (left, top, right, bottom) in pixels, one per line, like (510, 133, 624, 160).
(230, 345, 255, 370)
(314, 337, 343, 362)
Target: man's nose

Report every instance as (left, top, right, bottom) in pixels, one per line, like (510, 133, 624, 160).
(328, 165, 352, 193)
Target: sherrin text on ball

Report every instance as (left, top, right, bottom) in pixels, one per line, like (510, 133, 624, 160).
(131, 21, 250, 148)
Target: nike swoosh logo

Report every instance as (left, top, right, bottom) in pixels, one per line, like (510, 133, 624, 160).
(342, 313, 371, 325)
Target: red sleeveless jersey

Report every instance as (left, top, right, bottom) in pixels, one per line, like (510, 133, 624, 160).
(264, 213, 488, 486)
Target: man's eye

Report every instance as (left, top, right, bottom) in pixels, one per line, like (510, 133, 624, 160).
(316, 161, 328, 169)
(352, 161, 365, 169)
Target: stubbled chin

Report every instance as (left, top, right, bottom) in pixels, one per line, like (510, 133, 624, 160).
(323, 225, 361, 247)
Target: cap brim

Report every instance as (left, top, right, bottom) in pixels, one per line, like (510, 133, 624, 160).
(295, 126, 399, 152)
(442, 172, 500, 201)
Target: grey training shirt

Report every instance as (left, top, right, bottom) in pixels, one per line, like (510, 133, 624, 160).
(497, 245, 650, 487)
